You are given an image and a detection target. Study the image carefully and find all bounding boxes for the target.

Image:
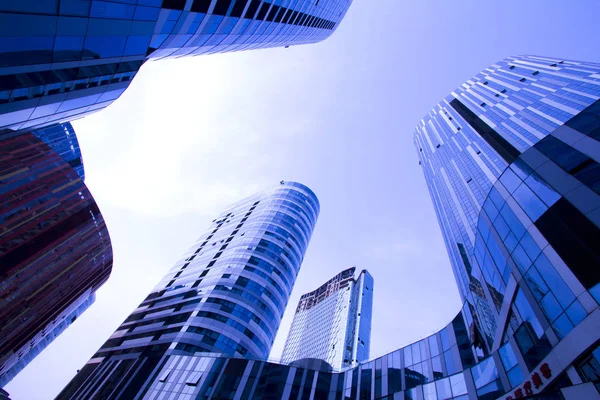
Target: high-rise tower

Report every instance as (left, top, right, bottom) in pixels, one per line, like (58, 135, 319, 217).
(56, 181, 319, 399)
(0, 125, 112, 387)
(0, 0, 353, 133)
(281, 267, 373, 370)
(50, 56, 600, 400)
(414, 55, 600, 398)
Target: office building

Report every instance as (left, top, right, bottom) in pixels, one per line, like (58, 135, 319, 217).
(0, 291, 95, 387)
(0, 129, 112, 387)
(281, 267, 373, 370)
(0, 0, 353, 133)
(54, 55, 600, 400)
(56, 181, 319, 399)
(413, 55, 600, 399)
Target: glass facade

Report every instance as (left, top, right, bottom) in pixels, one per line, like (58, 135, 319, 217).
(56, 181, 319, 399)
(0, 0, 353, 133)
(50, 56, 600, 400)
(0, 291, 95, 387)
(0, 131, 112, 387)
(30, 122, 85, 181)
(281, 267, 373, 370)
(414, 55, 600, 399)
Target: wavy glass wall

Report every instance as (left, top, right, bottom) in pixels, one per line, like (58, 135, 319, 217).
(0, 132, 112, 387)
(0, 0, 353, 133)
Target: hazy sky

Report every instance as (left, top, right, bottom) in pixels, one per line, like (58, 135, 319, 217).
(6, 1, 600, 399)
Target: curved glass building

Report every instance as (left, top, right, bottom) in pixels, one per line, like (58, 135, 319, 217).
(413, 55, 600, 399)
(57, 181, 319, 399)
(0, 127, 112, 388)
(0, 0, 353, 133)
(54, 56, 600, 400)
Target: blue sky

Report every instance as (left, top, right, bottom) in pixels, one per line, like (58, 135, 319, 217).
(6, 1, 600, 398)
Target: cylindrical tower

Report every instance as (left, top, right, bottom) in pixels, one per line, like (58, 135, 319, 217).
(56, 181, 319, 400)
(146, 180, 320, 358)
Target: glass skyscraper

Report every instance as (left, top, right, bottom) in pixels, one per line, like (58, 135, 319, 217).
(0, 0, 353, 133)
(414, 55, 600, 399)
(0, 127, 112, 387)
(281, 267, 373, 370)
(56, 181, 319, 399)
(52, 55, 600, 400)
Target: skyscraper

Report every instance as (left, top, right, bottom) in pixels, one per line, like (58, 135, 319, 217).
(0, 0, 353, 133)
(50, 55, 600, 400)
(56, 181, 319, 399)
(281, 267, 373, 370)
(0, 127, 112, 387)
(414, 55, 600, 399)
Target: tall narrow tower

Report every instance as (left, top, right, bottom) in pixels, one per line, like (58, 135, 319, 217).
(281, 267, 373, 370)
(57, 181, 319, 400)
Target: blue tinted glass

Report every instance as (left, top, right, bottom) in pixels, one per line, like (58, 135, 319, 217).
(436, 378, 452, 400)
(507, 366, 524, 388)
(478, 217, 491, 242)
(500, 204, 525, 239)
(83, 35, 127, 58)
(566, 300, 587, 326)
(150, 33, 169, 48)
(519, 232, 541, 261)
(534, 254, 575, 308)
(552, 313, 574, 339)
(429, 336, 440, 356)
(500, 169, 522, 193)
(499, 344, 517, 370)
(504, 232, 518, 253)
(90, 1, 135, 19)
(541, 292, 562, 322)
(511, 244, 532, 274)
(53, 36, 84, 61)
(423, 382, 436, 400)
(432, 356, 443, 378)
(450, 373, 467, 396)
(134, 5, 160, 21)
(477, 380, 503, 398)
(124, 35, 151, 55)
(202, 15, 223, 34)
(404, 346, 413, 366)
(440, 329, 450, 351)
(510, 160, 534, 181)
(489, 187, 506, 209)
(444, 350, 457, 375)
(525, 268, 549, 301)
(590, 283, 600, 305)
(470, 356, 498, 389)
(218, 17, 238, 34)
(524, 174, 561, 207)
(59, 0, 91, 16)
(57, 16, 88, 35)
(513, 183, 547, 221)
(413, 343, 422, 364)
(0, 36, 54, 62)
(492, 212, 509, 240)
(514, 290, 544, 338)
